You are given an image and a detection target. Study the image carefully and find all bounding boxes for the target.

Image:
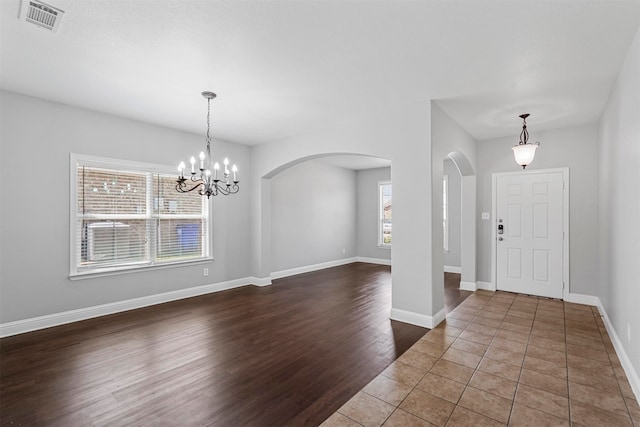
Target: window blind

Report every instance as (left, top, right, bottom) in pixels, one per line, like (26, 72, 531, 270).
(153, 173, 208, 263)
(72, 158, 209, 276)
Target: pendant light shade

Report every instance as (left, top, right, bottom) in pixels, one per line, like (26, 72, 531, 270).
(512, 142, 538, 168)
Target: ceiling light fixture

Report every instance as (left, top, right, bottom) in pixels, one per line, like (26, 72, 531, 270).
(177, 92, 239, 198)
(512, 114, 540, 170)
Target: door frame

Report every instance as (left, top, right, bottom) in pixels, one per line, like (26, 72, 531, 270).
(490, 167, 570, 300)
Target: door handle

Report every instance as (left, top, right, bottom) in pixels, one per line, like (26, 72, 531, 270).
(498, 237, 503, 241)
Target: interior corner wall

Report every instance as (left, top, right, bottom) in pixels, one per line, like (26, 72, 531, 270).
(598, 26, 640, 386)
(476, 123, 600, 297)
(443, 159, 461, 268)
(0, 91, 252, 323)
(270, 160, 357, 272)
(356, 167, 391, 261)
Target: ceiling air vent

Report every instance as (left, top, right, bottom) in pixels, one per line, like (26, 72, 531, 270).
(19, 0, 65, 33)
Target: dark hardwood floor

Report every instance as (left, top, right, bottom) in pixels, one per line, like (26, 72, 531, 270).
(444, 271, 471, 314)
(0, 263, 470, 426)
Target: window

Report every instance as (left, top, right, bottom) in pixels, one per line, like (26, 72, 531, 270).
(70, 154, 210, 278)
(379, 181, 392, 247)
(443, 175, 449, 252)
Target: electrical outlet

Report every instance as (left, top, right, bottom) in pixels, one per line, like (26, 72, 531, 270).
(342, 247, 346, 255)
(203, 268, 209, 277)
(628, 323, 631, 342)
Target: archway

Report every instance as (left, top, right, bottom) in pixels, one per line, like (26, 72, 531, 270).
(254, 152, 393, 283)
(266, 154, 391, 277)
(446, 151, 476, 291)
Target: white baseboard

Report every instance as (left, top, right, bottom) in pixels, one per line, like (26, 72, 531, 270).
(444, 265, 461, 274)
(591, 298, 640, 401)
(477, 281, 495, 291)
(390, 307, 445, 329)
(271, 257, 358, 280)
(0, 277, 254, 338)
(356, 257, 391, 266)
(249, 276, 272, 287)
(432, 307, 446, 328)
(564, 292, 600, 306)
(460, 281, 477, 292)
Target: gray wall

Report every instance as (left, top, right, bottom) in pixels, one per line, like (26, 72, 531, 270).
(0, 91, 252, 323)
(270, 159, 357, 272)
(598, 27, 639, 383)
(476, 123, 600, 296)
(251, 102, 439, 320)
(356, 167, 391, 261)
(431, 103, 478, 309)
(443, 159, 461, 268)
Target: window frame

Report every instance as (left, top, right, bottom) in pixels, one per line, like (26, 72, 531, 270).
(69, 153, 212, 280)
(378, 180, 392, 248)
(443, 174, 449, 253)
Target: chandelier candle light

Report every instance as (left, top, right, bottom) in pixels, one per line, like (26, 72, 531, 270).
(512, 113, 540, 170)
(176, 91, 239, 198)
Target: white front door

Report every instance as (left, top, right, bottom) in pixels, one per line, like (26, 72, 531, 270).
(496, 171, 564, 299)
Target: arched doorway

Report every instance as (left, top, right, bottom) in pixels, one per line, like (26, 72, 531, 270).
(256, 153, 391, 285)
(266, 154, 391, 277)
(446, 151, 477, 292)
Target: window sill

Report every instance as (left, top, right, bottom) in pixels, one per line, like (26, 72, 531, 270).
(69, 257, 214, 281)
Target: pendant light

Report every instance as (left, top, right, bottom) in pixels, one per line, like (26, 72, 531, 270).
(512, 113, 540, 170)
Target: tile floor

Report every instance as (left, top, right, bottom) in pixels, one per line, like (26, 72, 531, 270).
(321, 290, 640, 426)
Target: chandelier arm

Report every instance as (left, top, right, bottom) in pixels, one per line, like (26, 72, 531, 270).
(215, 181, 239, 196)
(176, 180, 204, 193)
(177, 179, 240, 198)
(216, 183, 229, 196)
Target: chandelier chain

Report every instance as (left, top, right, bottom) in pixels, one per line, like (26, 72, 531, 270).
(206, 98, 211, 144)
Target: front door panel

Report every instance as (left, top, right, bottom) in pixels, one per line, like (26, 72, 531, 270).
(496, 172, 563, 299)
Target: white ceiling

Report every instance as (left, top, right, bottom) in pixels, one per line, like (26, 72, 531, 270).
(1, 1, 639, 146)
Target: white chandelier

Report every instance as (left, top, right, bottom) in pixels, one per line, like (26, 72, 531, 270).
(512, 113, 540, 170)
(176, 92, 239, 198)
